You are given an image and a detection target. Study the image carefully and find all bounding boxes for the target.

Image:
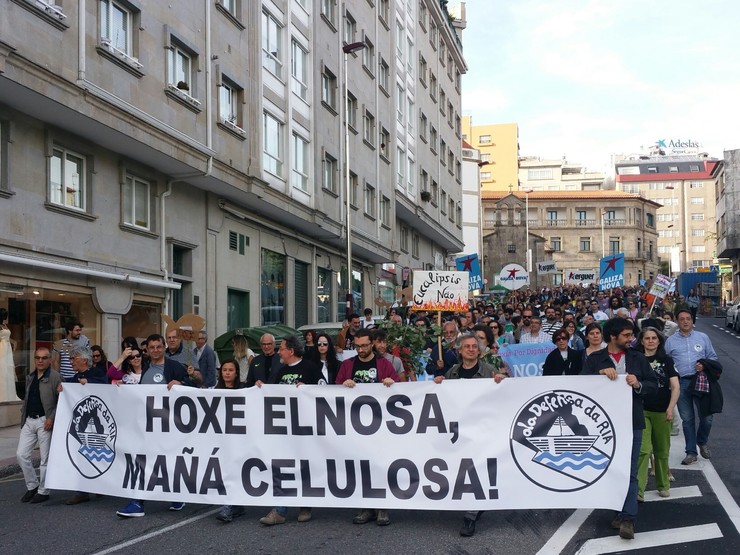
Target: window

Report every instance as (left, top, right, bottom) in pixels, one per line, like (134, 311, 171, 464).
(420, 169, 429, 194)
(362, 38, 374, 73)
(218, 77, 244, 132)
(380, 196, 391, 227)
(379, 58, 390, 92)
(407, 157, 415, 195)
(480, 153, 490, 162)
(50, 147, 86, 211)
(220, 0, 239, 18)
(291, 134, 309, 191)
(692, 229, 705, 237)
(364, 183, 376, 217)
(261, 249, 285, 325)
(448, 150, 454, 171)
(691, 245, 706, 253)
(431, 180, 438, 205)
(448, 198, 455, 222)
(609, 237, 620, 254)
(322, 152, 337, 193)
(396, 84, 405, 123)
(321, 67, 337, 109)
(263, 112, 284, 177)
(419, 54, 427, 85)
(429, 20, 437, 48)
(347, 92, 357, 129)
(262, 11, 282, 76)
(344, 10, 357, 43)
(122, 175, 150, 229)
(480, 171, 491, 180)
(420, 112, 428, 141)
(407, 97, 414, 134)
(691, 213, 704, 221)
(321, 0, 337, 26)
(690, 197, 704, 205)
(441, 191, 447, 214)
(406, 38, 414, 75)
(419, 1, 427, 28)
(550, 237, 561, 252)
(507, 243, 516, 254)
(396, 147, 405, 188)
(576, 210, 586, 222)
(439, 89, 446, 115)
(0, 119, 9, 196)
(412, 232, 420, 258)
(689, 165, 700, 172)
(228, 230, 248, 255)
(378, 0, 389, 24)
(167, 44, 193, 91)
(349, 172, 359, 207)
(657, 214, 673, 222)
(647, 167, 657, 173)
(690, 181, 704, 188)
(379, 127, 390, 158)
(528, 168, 553, 180)
(669, 166, 678, 173)
(100, 0, 133, 54)
(430, 126, 437, 152)
(646, 213, 655, 227)
(400, 225, 409, 252)
(363, 110, 375, 146)
(579, 237, 591, 251)
(291, 40, 308, 101)
(429, 73, 437, 101)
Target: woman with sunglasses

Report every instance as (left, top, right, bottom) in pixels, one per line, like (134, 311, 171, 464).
(542, 330, 582, 376)
(626, 299, 640, 320)
(488, 320, 509, 346)
(112, 346, 145, 385)
(310, 333, 340, 385)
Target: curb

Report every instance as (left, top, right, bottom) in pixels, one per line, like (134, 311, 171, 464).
(0, 455, 38, 480)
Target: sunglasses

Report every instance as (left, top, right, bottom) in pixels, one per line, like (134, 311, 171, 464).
(131, 354, 142, 359)
(317, 342, 329, 346)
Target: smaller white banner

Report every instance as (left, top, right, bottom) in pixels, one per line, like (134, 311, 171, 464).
(412, 271, 469, 311)
(565, 269, 597, 285)
(537, 261, 558, 275)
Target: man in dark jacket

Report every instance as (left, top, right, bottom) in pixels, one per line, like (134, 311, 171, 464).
(582, 318, 657, 541)
(246, 333, 282, 387)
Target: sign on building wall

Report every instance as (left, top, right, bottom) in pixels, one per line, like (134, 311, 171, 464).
(455, 254, 483, 291)
(412, 271, 469, 311)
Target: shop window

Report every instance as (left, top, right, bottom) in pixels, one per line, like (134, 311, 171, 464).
(261, 249, 285, 325)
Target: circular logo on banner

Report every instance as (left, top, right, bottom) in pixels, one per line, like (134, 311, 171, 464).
(498, 264, 529, 290)
(67, 396, 117, 478)
(509, 390, 615, 492)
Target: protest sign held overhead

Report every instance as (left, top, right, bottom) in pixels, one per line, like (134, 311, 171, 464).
(536, 261, 558, 275)
(455, 254, 483, 292)
(498, 264, 529, 290)
(565, 269, 597, 285)
(412, 271, 469, 311)
(598, 254, 625, 290)
(648, 274, 675, 300)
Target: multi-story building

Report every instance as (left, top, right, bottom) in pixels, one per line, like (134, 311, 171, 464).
(518, 157, 606, 191)
(0, 1, 466, 406)
(615, 155, 723, 273)
(461, 116, 519, 192)
(717, 149, 739, 297)
(481, 191, 661, 288)
(458, 139, 482, 264)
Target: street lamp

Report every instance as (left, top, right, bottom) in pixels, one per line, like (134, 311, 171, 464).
(520, 187, 534, 273)
(343, 40, 366, 319)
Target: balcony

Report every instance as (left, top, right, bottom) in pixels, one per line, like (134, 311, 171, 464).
(603, 218, 626, 226)
(545, 219, 568, 227)
(576, 219, 597, 226)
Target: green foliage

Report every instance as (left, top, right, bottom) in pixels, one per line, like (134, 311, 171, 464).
(377, 320, 441, 376)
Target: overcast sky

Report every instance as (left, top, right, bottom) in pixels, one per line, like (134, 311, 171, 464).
(460, 0, 740, 171)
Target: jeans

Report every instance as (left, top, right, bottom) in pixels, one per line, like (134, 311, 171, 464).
(619, 428, 643, 522)
(677, 378, 713, 456)
(16, 416, 52, 495)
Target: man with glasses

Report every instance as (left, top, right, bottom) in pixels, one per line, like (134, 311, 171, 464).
(513, 309, 534, 343)
(519, 317, 550, 344)
(246, 334, 282, 387)
(425, 321, 460, 377)
(116, 334, 197, 517)
(17, 348, 61, 504)
(336, 328, 399, 526)
(582, 318, 657, 540)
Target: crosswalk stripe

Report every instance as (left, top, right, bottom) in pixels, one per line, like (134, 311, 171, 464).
(643, 485, 701, 502)
(574, 523, 723, 554)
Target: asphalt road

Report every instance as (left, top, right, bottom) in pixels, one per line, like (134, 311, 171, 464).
(1, 317, 738, 555)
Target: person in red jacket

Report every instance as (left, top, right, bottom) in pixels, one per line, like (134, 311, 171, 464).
(336, 328, 399, 525)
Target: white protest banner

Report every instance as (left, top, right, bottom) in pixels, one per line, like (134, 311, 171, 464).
(536, 261, 558, 275)
(649, 274, 674, 300)
(412, 270, 469, 311)
(47, 379, 631, 511)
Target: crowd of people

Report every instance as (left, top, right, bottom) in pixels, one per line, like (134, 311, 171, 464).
(15, 284, 723, 541)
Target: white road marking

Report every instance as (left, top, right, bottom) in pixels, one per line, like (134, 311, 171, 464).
(643, 485, 701, 502)
(91, 507, 220, 555)
(703, 461, 740, 534)
(574, 523, 723, 554)
(536, 509, 593, 555)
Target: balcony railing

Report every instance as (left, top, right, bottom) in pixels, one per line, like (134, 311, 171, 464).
(603, 218, 626, 226)
(482, 217, 635, 229)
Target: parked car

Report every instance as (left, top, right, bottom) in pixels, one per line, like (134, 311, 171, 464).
(725, 298, 740, 330)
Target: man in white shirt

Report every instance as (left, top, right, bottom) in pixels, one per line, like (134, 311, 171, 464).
(519, 317, 550, 344)
(589, 300, 609, 321)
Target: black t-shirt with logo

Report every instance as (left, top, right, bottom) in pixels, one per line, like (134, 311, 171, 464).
(351, 356, 381, 383)
(643, 354, 678, 412)
(271, 358, 321, 385)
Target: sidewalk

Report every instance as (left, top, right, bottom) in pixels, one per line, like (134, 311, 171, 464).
(0, 424, 26, 478)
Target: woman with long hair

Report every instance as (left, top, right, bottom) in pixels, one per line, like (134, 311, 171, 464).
(231, 335, 255, 383)
(112, 346, 145, 385)
(303, 329, 317, 360)
(310, 333, 339, 385)
(563, 320, 584, 351)
(635, 327, 679, 501)
(542, 330, 582, 376)
(215, 359, 245, 523)
(582, 322, 606, 365)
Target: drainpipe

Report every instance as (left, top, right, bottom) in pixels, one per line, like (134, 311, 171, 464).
(161, 157, 213, 315)
(78, 0, 85, 81)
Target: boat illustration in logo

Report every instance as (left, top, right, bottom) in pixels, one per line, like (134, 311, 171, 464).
(67, 395, 117, 478)
(510, 390, 616, 492)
